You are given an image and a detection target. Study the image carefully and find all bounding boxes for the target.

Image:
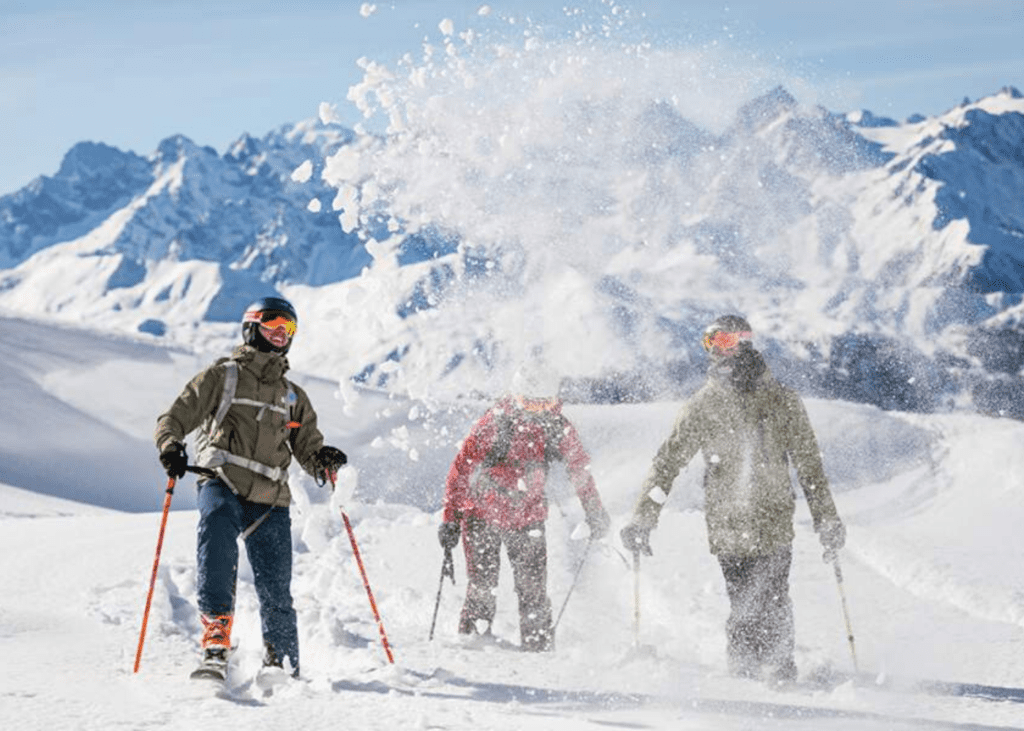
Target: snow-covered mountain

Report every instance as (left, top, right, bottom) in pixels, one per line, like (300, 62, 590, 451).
(1, 21, 1022, 418)
(0, 119, 373, 331)
(319, 69, 1024, 412)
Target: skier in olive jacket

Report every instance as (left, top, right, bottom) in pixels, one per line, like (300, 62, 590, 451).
(155, 296, 347, 680)
(438, 362, 611, 651)
(620, 315, 845, 684)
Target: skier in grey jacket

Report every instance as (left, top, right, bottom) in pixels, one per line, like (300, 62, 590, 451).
(620, 315, 845, 685)
(155, 296, 347, 680)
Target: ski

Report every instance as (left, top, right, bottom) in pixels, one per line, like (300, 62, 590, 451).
(795, 667, 1024, 704)
(189, 666, 226, 682)
(872, 673, 1024, 704)
(254, 665, 293, 696)
(189, 647, 229, 683)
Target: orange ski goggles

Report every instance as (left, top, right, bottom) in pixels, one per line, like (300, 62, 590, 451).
(244, 310, 298, 337)
(702, 329, 752, 353)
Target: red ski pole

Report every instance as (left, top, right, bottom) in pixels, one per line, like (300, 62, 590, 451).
(333, 476, 395, 664)
(134, 476, 175, 673)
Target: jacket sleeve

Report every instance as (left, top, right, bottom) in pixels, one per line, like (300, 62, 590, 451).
(781, 389, 841, 532)
(289, 384, 326, 477)
(556, 418, 607, 523)
(154, 364, 226, 453)
(442, 410, 496, 523)
(632, 397, 706, 529)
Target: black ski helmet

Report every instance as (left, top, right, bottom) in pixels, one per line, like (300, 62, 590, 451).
(702, 314, 753, 352)
(242, 296, 299, 354)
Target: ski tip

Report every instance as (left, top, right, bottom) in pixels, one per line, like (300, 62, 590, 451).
(619, 643, 660, 665)
(189, 669, 227, 683)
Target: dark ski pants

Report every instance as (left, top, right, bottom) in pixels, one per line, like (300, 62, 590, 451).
(717, 546, 795, 680)
(459, 516, 553, 651)
(197, 479, 299, 674)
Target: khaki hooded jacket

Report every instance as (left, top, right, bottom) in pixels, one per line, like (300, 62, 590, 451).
(155, 345, 324, 507)
(631, 359, 841, 557)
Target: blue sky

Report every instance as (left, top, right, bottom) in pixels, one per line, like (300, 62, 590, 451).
(1, 0, 1021, 195)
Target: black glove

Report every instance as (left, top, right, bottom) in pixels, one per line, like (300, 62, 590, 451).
(819, 518, 846, 562)
(159, 441, 188, 479)
(438, 521, 461, 551)
(620, 522, 652, 556)
(313, 445, 348, 487)
(586, 507, 611, 540)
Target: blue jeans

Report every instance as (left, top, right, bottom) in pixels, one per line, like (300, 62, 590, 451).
(196, 479, 299, 673)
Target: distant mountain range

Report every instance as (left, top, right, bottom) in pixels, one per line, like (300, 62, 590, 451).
(0, 121, 370, 323)
(1, 85, 1023, 417)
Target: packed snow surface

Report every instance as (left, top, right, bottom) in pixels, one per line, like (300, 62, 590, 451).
(1, 314, 1023, 730)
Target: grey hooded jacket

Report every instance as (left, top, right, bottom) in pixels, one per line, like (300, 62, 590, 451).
(631, 359, 841, 556)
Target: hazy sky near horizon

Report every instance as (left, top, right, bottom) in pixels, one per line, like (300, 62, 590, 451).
(1, 0, 1021, 194)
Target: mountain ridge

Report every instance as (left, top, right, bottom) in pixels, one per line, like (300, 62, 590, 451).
(1, 85, 1022, 415)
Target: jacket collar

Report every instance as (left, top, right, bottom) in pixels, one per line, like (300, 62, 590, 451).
(231, 344, 289, 382)
(708, 345, 768, 394)
(496, 394, 564, 418)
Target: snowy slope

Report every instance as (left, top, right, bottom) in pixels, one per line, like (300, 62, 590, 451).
(1, 315, 1023, 730)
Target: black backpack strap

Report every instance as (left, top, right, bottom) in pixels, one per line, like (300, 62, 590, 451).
(481, 409, 568, 468)
(481, 410, 515, 468)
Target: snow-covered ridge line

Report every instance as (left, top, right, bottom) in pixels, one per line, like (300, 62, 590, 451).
(0, 26, 1022, 416)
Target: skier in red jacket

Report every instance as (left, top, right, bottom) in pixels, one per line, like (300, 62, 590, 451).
(438, 363, 610, 651)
